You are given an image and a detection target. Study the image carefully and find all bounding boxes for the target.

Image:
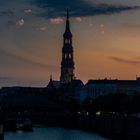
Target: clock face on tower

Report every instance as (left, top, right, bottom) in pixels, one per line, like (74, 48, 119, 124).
(60, 9, 75, 84)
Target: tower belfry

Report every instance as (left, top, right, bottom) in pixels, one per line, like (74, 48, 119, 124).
(60, 9, 75, 84)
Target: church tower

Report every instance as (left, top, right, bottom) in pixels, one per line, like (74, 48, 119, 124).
(60, 9, 75, 84)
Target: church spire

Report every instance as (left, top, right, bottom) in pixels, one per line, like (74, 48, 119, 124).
(60, 9, 75, 84)
(63, 9, 72, 39)
(66, 8, 70, 31)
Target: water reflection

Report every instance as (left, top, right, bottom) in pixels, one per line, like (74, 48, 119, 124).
(5, 127, 109, 140)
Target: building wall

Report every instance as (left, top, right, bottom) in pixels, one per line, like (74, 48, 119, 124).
(74, 84, 87, 104)
(86, 79, 139, 100)
(86, 82, 117, 99)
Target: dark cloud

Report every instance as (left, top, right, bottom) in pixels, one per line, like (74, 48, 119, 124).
(31, 0, 139, 18)
(121, 23, 140, 29)
(0, 77, 13, 81)
(110, 56, 140, 65)
(0, 77, 18, 86)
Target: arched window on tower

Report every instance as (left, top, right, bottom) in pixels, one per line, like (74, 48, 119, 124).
(66, 39, 71, 44)
(66, 39, 68, 44)
(69, 54, 72, 59)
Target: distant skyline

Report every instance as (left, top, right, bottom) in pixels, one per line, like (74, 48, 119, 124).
(0, 0, 140, 87)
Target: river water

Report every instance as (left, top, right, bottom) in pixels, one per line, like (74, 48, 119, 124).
(5, 127, 109, 140)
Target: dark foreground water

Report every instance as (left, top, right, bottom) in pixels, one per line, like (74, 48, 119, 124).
(5, 127, 109, 140)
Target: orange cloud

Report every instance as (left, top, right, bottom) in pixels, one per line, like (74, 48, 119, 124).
(110, 56, 140, 65)
(100, 24, 105, 34)
(50, 17, 64, 24)
(75, 17, 82, 22)
(16, 18, 24, 28)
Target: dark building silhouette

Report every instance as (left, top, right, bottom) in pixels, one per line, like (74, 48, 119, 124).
(0, 109, 4, 140)
(46, 76, 60, 92)
(60, 9, 75, 84)
(86, 78, 138, 99)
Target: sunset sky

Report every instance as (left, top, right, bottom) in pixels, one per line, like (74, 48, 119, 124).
(0, 0, 140, 87)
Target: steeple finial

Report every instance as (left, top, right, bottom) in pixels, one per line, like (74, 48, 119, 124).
(67, 8, 69, 20)
(63, 8, 72, 38)
(50, 75, 52, 82)
(66, 8, 70, 31)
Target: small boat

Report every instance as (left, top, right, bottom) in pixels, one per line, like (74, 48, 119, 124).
(23, 118, 33, 131)
(16, 118, 32, 131)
